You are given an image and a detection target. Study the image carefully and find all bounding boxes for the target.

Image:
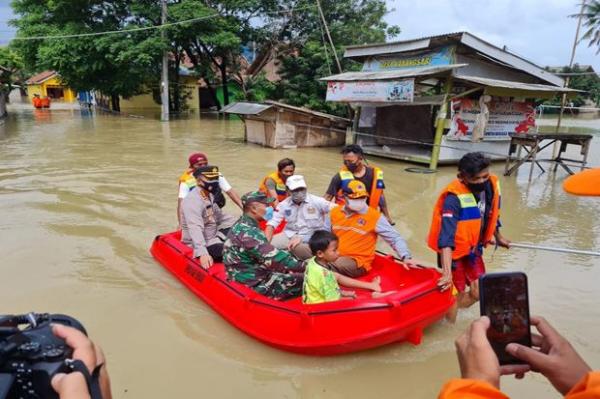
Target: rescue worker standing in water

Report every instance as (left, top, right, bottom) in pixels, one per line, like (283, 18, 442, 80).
(427, 152, 510, 319)
(324, 144, 394, 225)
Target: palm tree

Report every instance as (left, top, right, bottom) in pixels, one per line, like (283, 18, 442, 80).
(579, 0, 600, 53)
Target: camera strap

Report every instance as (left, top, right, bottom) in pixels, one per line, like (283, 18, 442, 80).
(66, 359, 104, 399)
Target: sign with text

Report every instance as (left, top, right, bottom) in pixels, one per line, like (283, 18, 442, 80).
(362, 46, 455, 72)
(447, 99, 536, 141)
(326, 79, 414, 103)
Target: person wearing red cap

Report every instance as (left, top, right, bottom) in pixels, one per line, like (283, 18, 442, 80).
(177, 152, 243, 227)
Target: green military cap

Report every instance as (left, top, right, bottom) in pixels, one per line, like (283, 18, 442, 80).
(241, 191, 275, 206)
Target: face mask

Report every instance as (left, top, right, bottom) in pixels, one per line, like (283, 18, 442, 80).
(291, 190, 307, 204)
(345, 162, 359, 173)
(202, 180, 220, 193)
(467, 182, 487, 193)
(346, 198, 367, 212)
(263, 206, 274, 221)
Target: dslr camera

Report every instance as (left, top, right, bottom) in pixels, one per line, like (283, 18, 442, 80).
(0, 313, 86, 399)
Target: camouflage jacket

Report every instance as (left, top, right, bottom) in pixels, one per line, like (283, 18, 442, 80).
(223, 215, 305, 286)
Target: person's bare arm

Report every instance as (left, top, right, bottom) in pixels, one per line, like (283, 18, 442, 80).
(177, 198, 182, 228)
(379, 194, 395, 224)
(265, 225, 275, 241)
(438, 247, 453, 291)
(226, 188, 243, 210)
(335, 273, 381, 292)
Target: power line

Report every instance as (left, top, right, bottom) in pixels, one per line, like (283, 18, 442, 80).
(9, 5, 318, 41)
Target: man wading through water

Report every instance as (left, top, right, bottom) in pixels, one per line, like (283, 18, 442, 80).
(428, 152, 511, 321)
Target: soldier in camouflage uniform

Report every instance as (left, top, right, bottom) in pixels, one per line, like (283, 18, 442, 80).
(223, 191, 305, 300)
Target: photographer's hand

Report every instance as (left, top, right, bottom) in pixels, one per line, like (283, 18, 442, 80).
(505, 316, 591, 395)
(51, 324, 112, 399)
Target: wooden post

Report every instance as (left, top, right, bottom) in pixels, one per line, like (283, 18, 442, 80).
(429, 77, 453, 170)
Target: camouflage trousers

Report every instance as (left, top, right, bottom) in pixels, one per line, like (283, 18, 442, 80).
(254, 271, 304, 301)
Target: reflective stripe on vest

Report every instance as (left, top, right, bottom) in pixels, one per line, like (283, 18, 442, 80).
(427, 175, 501, 260)
(259, 171, 288, 202)
(336, 166, 384, 209)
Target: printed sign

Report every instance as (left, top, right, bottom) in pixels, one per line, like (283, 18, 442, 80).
(447, 99, 536, 141)
(326, 79, 414, 103)
(362, 46, 455, 72)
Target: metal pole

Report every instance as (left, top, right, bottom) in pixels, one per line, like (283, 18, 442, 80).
(161, 0, 170, 122)
(555, 0, 586, 133)
(511, 242, 600, 257)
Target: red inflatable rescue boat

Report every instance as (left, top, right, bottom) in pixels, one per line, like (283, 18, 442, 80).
(150, 231, 455, 355)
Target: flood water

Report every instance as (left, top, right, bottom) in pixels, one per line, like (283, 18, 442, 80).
(1, 108, 599, 398)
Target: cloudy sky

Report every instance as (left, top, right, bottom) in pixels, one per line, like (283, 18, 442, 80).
(385, 0, 599, 70)
(1, 0, 598, 70)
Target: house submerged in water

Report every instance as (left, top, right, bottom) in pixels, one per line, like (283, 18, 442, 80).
(320, 32, 577, 168)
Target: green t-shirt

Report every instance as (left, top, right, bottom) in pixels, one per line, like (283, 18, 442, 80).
(302, 257, 341, 304)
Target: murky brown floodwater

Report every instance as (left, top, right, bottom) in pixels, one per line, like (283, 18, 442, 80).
(1, 107, 599, 398)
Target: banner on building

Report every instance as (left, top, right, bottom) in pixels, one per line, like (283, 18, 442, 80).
(326, 79, 414, 103)
(447, 99, 536, 141)
(362, 46, 455, 72)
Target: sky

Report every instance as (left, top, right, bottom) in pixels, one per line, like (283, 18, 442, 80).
(384, 0, 599, 71)
(1, 0, 598, 71)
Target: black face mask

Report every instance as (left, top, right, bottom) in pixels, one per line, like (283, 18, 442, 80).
(345, 162, 359, 172)
(467, 182, 487, 193)
(202, 181, 220, 193)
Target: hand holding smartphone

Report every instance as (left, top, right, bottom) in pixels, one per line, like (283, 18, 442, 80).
(479, 272, 532, 365)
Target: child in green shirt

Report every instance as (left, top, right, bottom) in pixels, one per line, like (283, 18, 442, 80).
(302, 230, 391, 304)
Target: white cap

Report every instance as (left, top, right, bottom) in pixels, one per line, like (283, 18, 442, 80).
(285, 175, 307, 191)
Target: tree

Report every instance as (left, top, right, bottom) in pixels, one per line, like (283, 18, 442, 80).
(10, 0, 164, 111)
(266, 0, 400, 116)
(0, 47, 24, 118)
(579, 0, 600, 53)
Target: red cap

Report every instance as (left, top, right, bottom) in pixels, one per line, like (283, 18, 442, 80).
(188, 152, 208, 167)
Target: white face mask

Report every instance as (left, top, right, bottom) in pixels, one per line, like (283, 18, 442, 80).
(346, 198, 367, 212)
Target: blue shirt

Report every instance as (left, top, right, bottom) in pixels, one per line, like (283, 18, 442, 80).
(437, 180, 500, 250)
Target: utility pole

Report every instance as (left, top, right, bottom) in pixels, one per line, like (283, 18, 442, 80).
(316, 0, 342, 74)
(556, 0, 586, 132)
(161, 0, 170, 122)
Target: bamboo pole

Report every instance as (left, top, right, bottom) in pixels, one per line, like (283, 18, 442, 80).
(511, 242, 600, 257)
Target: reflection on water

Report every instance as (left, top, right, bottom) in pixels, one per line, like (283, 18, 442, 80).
(1, 108, 599, 398)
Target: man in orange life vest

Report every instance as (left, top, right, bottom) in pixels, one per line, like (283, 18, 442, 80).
(259, 158, 295, 208)
(428, 152, 510, 313)
(324, 179, 419, 277)
(324, 145, 395, 225)
(440, 166, 600, 399)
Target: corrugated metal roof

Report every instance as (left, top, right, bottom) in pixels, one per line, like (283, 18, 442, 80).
(345, 32, 465, 52)
(25, 70, 57, 85)
(221, 102, 272, 115)
(453, 75, 580, 92)
(319, 64, 466, 81)
(221, 101, 351, 123)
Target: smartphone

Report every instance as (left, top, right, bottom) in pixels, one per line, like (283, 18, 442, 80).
(479, 272, 532, 365)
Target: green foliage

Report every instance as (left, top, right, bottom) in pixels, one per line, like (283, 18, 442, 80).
(579, 0, 600, 53)
(0, 46, 24, 94)
(542, 64, 600, 109)
(267, 0, 400, 116)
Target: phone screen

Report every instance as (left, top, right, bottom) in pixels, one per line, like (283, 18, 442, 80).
(479, 272, 531, 365)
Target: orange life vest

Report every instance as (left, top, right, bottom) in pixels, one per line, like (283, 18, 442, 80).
(439, 372, 600, 399)
(427, 175, 501, 260)
(330, 205, 380, 270)
(335, 165, 384, 209)
(259, 171, 288, 202)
